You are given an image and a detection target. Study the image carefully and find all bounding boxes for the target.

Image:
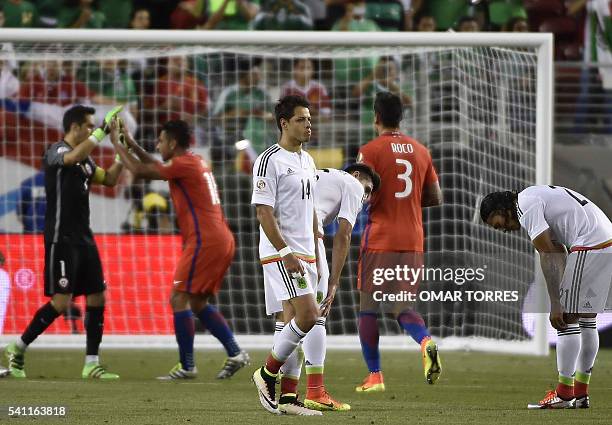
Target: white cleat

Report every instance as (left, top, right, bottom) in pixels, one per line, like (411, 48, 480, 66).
(278, 395, 323, 416)
(0, 366, 9, 378)
(217, 350, 250, 379)
(527, 390, 575, 409)
(574, 395, 590, 409)
(156, 363, 198, 380)
(252, 367, 280, 415)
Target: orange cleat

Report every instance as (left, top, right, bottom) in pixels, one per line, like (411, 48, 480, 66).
(355, 371, 385, 393)
(305, 389, 351, 411)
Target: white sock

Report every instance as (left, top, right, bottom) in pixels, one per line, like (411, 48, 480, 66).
(303, 317, 326, 370)
(577, 318, 598, 379)
(86, 355, 99, 365)
(16, 338, 27, 351)
(556, 323, 581, 381)
(274, 321, 303, 379)
(271, 318, 307, 363)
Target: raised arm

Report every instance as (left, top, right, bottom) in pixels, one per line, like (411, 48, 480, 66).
(110, 119, 163, 180)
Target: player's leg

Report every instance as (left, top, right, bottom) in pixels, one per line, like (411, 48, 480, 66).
(302, 240, 350, 411)
(253, 261, 320, 415)
(157, 289, 197, 380)
(191, 293, 249, 379)
(274, 310, 306, 409)
(81, 244, 118, 380)
(5, 243, 72, 378)
(575, 313, 597, 408)
(356, 291, 384, 392)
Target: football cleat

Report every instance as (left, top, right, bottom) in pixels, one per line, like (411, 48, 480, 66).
(304, 390, 351, 411)
(82, 362, 119, 380)
(252, 367, 280, 415)
(574, 395, 590, 409)
(422, 337, 442, 385)
(355, 371, 385, 393)
(0, 365, 10, 378)
(527, 390, 575, 409)
(278, 394, 323, 416)
(157, 363, 198, 380)
(216, 350, 250, 379)
(4, 343, 26, 378)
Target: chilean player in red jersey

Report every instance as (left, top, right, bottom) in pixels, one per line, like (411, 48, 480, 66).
(111, 119, 249, 380)
(355, 92, 443, 392)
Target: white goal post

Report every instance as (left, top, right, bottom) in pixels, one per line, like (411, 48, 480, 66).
(0, 30, 553, 355)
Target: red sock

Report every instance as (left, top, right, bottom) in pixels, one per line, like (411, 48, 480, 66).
(556, 383, 574, 400)
(280, 376, 298, 396)
(306, 373, 324, 398)
(264, 352, 284, 376)
(574, 381, 588, 398)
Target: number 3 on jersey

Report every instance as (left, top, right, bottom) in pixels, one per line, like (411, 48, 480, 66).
(395, 159, 413, 198)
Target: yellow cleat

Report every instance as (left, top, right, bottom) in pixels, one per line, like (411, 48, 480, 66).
(355, 371, 385, 393)
(421, 337, 441, 385)
(305, 390, 351, 411)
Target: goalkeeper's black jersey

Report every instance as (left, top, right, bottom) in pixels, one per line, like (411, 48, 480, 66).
(43, 141, 97, 246)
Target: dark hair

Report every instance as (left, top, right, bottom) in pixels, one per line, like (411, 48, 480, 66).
(456, 15, 478, 30)
(344, 163, 381, 192)
(504, 16, 528, 32)
(374, 91, 403, 128)
(62, 105, 95, 133)
(162, 120, 191, 148)
(479, 191, 518, 223)
(275, 95, 310, 132)
(130, 7, 150, 22)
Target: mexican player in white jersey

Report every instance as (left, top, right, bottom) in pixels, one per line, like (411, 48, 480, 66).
(480, 185, 612, 410)
(265, 164, 380, 411)
(250, 95, 322, 416)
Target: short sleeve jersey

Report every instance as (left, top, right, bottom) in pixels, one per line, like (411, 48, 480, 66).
(315, 168, 365, 234)
(43, 141, 97, 245)
(518, 185, 612, 250)
(155, 152, 233, 247)
(358, 132, 438, 252)
(251, 144, 317, 263)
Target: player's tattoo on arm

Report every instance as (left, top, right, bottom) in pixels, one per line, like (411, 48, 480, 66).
(533, 230, 567, 309)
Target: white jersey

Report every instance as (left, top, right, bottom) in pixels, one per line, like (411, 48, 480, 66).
(518, 185, 612, 250)
(315, 168, 365, 234)
(251, 144, 318, 262)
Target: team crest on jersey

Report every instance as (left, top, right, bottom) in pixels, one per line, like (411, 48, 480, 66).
(316, 291, 323, 304)
(58, 278, 69, 288)
(256, 179, 266, 190)
(287, 168, 295, 175)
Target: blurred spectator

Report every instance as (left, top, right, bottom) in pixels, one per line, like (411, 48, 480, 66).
(456, 15, 479, 32)
(353, 56, 411, 139)
(202, 0, 260, 29)
(36, 0, 61, 27)
(135, 0, 179, 29)
(156, 55, 209, 127)
(81, 54, 137, 112)
(415, 13, 436, 32)
(213, 58, 273, 152)
(332, 0, 379, 31)
(301, 0, 326, 29)
(58, 0, 105, 28)
(122, 184, 175, 234)
(367, 0, 421, 31)
(421, 0, 468, 31)
(170, 0, 207, 28)
(130, 7, 151, 29)
(0, 249, 9, 335)
(503, 16, 528, 32)
(0, 45, 19, 100)
(0, 9, 4, 27)
(332, 1, 380, 103)
(487, 0, 526, 31)
(281, 58, 331, 117)
(3, 0, 39, 27)
(251, 0, 314, 30)
(100, 0, 132, 28)
(17, 171, 45, 233)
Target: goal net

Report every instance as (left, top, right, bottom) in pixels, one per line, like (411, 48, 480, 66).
(0, 31, 552, 354)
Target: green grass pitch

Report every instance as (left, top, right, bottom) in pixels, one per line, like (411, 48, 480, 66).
(1, 349, 611, 424)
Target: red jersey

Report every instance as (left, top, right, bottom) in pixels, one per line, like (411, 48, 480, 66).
(156, 152, 232, 247)
(156, 75, 208, 121)
(358, 131, 438, 252)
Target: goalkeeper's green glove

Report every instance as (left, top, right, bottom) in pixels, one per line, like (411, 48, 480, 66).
(88, 105, 124, 144)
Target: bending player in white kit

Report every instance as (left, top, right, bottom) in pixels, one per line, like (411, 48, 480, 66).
(480, 185, 612, 410)
(267, 164, 380, 411)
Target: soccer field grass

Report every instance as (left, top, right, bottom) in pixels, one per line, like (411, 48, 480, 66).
(1, 349, 611, 424)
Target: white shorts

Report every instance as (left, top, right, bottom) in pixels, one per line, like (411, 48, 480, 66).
(560, 246, 612, 313)
(264, 258, 318, 316)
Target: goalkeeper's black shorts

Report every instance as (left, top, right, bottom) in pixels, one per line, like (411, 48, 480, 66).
(44, 242, 106, 297)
